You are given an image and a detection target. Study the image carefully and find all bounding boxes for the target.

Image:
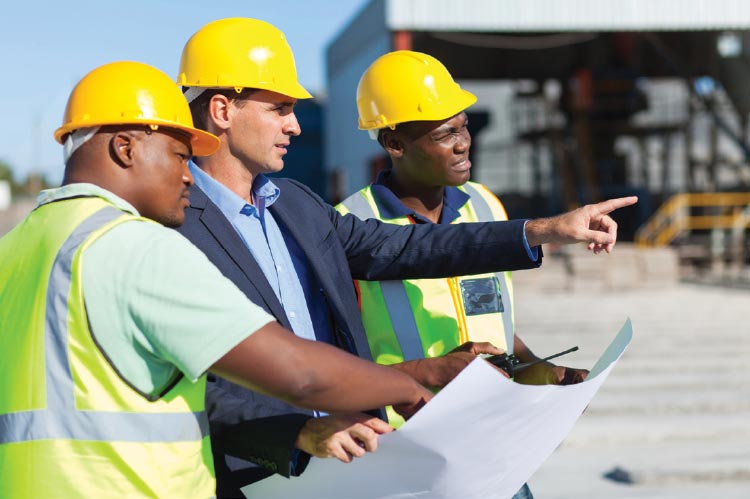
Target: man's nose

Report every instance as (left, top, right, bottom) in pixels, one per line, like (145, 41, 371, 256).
(455, 130, 470, 153)
(182, 161, 194, 186)
(284, 112, 301, 136)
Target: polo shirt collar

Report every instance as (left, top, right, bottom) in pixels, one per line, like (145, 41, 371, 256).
(37, 183, 140, 215)
(370, 170, 470, 224)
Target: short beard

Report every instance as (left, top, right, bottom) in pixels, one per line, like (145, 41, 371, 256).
(157, 212, 185, 228)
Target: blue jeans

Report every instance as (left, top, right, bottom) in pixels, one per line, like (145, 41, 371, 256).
(511, 483, 534, 499)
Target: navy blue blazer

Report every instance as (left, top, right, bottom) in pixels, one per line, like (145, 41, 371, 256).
(176, 178, 542, 497)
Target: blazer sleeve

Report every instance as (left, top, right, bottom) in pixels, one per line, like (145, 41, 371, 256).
(205, 375, 313, 478)
(317, 192, 541, 281)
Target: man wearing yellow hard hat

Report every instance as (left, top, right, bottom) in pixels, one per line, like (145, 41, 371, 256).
(0, 60, 434, 498)
(175, 17, 636, 496)
(337, 50, 594, 499)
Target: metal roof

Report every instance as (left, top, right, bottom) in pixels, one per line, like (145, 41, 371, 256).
(384, 0, 750, 32)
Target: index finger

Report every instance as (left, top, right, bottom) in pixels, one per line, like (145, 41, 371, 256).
(594, 196, 638, 215)
(359, 416, 394, 434)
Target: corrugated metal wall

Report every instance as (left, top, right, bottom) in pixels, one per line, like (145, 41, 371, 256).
(386, 0, 750, 32)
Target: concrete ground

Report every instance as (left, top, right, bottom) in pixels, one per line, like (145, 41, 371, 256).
(512, 253, 750, 498)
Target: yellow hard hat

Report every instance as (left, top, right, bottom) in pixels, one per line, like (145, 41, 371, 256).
(54, 61, 220, 156)
(357, 50, 476, 130)
(178, 18, 312, 99)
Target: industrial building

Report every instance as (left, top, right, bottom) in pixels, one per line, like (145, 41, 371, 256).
(325, 0, 750, 272)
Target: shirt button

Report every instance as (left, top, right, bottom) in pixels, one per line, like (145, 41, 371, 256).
(289, 311, 296, 318)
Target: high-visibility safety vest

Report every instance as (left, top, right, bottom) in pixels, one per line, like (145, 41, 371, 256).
(0, 196, 215, 498)
(337, 180, 514, 372)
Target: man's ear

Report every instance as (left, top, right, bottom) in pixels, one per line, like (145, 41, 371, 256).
(208, 94, 232, 132)
(381, 130, 405, 159)
(109, 131, 138, 168)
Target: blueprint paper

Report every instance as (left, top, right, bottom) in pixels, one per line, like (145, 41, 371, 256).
(243, 319, 633, 499)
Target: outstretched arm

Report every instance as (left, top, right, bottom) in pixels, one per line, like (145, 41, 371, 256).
(210, 321, 432, 418)
(525, 196, 638, 253)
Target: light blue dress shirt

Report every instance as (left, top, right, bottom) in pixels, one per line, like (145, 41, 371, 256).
(189, 161, 318, 343)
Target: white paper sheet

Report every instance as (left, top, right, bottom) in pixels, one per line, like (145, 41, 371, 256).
(243, 319, 633, 499)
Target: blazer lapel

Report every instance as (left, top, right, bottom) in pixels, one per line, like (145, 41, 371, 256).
(271, 195, 352, 327)
(191, 185, 291, 329)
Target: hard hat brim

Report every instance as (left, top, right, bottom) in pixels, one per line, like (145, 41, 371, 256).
(285, 82, 313, 100)
(441, 89, 478, 122)
(358, 88, 477, 131)
(184, 127, 221, 156)
(181, 80, 313, 100)
(54, 121, 220, 157)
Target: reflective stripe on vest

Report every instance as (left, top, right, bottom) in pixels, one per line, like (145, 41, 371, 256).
(340, 194, 428, 360)
(378, 281, 424, 361)
(0, 206, 209, 444)
(341, 184, 514, 358)
(340, 189, 377, 219)
(461, 183, 515, 354)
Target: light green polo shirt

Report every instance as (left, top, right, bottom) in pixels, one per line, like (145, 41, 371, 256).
(37, 184, 275, 397)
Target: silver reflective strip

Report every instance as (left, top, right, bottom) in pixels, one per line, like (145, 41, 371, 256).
(45, 206, 123, 410)
(0, 206, 208, 444)
(343, 193, 425, 359)
(462, 184, 515, 354)
(380, 281, 424, 361)
(341, 192, 377, 220)
(0, 410, 209, 444)
(461, 184, 491, 221)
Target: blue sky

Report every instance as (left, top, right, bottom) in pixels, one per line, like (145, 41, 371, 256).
(0, 0, 370, 183)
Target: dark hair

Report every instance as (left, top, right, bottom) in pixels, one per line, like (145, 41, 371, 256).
(185, 87, 258, 131)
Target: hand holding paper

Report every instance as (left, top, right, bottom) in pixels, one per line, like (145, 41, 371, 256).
(245, 319, 633, 499)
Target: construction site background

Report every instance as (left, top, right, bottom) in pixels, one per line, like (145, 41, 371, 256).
(513, 247, 750, 498)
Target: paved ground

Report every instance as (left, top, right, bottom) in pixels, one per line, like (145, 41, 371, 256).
(512, 260, 750, 498)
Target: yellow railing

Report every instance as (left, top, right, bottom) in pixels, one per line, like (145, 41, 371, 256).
(635, 192, 750, 247)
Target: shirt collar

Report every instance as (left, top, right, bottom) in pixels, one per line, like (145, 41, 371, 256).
(189, 160, 280, 218)
(370, 170, 470, 224)
(37, 183, 140, 215)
